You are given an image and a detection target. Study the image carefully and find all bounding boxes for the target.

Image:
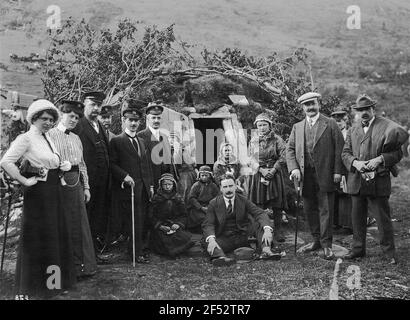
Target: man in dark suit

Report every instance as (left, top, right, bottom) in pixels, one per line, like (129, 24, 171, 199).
(286, 92, 345, 260)
(98, 105, 115, 142)
(109, 101, 154, 263)
(137, 100, 171, 191)
(72, 91, 111, 255)
(342, 94, 409, 264)
(202, 174, 281, 266)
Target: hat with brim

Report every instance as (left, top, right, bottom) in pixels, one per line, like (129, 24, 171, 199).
(122, 99, 143, 118)
(83, 91, 106, 104)
(145, 100, 164, 115)
(297, 92, 321, 104)
(254, 113, 273, 126)
(353, 94, 377, 110)
(234, 247, 255, 262)
(60, 100, 85, 117)
(100, 104, 114, 117)
(331, 107, 347, 117)
(26, 99, 59, 124)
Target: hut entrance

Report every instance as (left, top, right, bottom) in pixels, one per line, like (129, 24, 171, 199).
(193, 118, 224, 168)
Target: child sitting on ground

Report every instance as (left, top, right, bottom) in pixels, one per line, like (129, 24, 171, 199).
(187, 165, 220, 233)
(149, 173, 194, 258)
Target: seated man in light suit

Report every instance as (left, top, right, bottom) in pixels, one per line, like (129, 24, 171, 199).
(202, 174, 281, 266)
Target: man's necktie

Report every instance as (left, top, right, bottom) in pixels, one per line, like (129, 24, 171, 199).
(127, 134, 140, 156)
(227, 199, 233, 216)
(64, 129, 70, 135)
(361, 120, 369, 128)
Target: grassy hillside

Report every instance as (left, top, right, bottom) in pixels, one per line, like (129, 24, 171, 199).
(0, 0, 409, 123)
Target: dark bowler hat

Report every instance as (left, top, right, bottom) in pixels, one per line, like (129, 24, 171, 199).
(59, 100, 85, 117)
(331, 106, 347, 117)
(100, 104, 113, 117)
(145, 100, 164, 115)
(354, 94, 377, 110)
(83, 91, 106, 104)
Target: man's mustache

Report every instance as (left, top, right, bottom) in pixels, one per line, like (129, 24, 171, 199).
(307, 108, 318, 112)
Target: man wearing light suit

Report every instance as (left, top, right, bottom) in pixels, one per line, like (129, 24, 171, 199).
(286, 92, 345, 260)
(342, 94, 409, 264)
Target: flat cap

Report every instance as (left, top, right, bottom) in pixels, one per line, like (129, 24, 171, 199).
(297, 92, 321, 104)
(354, 94, 377, 109)
(83, 91, 106, 103)
(331, 106, 347, 117)
(145, 100, 164, 115)
(100, 104, 114, 117)
(60, 100, 85, 117)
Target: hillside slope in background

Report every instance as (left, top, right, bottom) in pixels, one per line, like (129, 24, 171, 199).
(0, 0, 409, 123)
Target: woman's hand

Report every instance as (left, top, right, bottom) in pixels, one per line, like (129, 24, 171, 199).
(84, 189, 91, 203)
(265, 168, 276, 180)
(23, 177, 38, 187)
(171, 224, 180, 231)
(159, 225, 171, 233)
(59, 160, 72, 172)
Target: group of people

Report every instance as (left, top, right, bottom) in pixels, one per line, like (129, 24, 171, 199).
(0, 89, 408, 298)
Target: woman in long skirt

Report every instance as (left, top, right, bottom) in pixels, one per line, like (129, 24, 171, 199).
(49, 100, 97, 279)
(248, 113, 288, 242)
(0, 99, 76, 298)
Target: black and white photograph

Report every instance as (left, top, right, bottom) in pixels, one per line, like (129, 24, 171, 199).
(0, 0, 409, 304)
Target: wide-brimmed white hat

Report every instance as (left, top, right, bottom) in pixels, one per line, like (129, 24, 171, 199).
(26, 99, 59, 124)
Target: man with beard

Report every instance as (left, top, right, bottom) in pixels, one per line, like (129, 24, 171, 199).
(109, 101, 154, 263)
(72, 91, 111, 260)
(202, 174, 281, 266)
(342, 94, 408, 264)
(286, 92, 344, 260)
(98, 105, 115, 141)
(137, 100, 171, 191)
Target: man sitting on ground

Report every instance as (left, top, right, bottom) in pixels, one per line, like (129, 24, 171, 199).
(202, 174, 281, 266)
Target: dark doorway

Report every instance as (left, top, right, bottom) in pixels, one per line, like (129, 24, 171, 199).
(193, 118, 225, 169)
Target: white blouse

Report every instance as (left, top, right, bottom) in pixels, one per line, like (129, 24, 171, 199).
(0, 125, 60, 169)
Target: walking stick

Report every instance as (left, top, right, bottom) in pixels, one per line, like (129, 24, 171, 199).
(1, 181, 13, 277)
(293, 178, 301, 255)
(131, 185, 136, 268)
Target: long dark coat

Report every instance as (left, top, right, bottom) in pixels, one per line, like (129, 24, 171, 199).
(109, 133, 153, 250)
(137, 127, 171, 190)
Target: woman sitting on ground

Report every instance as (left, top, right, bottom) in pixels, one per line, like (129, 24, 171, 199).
(149, 173, 194, 258)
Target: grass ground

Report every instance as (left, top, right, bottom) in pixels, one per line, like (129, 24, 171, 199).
(1, 166, 409, 300)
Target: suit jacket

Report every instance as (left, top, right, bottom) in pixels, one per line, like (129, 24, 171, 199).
(286, 113, 344, 194)
(341, 116, 408, 196)
(137, 127, 171, 188)
(109, 132, 153, 196)
(72, 117, 109, 186)
(202, 194, 272, 239)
